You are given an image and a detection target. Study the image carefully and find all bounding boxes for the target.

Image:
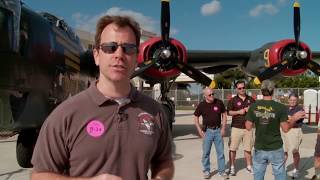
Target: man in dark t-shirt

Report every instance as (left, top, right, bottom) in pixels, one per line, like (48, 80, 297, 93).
(194, 87, 228, 179)
(245, 80, 305, 180)
(281, 93, 305, 178)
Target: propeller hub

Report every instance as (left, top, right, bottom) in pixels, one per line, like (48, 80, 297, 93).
(160, 49, 171, 59)
(296, 50, 307, 60)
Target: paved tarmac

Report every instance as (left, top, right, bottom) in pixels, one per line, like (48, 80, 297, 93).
(0, 110, 318, 180)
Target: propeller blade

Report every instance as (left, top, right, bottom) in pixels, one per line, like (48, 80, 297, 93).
(306, 60, 320, 76)
(175, 62, 216, 89)
(293, 1, 300, 46)
(161, 0, 170, 44)
(131, 60, 156, 78)
(256, 59, 289, 82)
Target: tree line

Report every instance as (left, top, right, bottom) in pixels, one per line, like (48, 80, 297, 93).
(214, 68, 319, 89)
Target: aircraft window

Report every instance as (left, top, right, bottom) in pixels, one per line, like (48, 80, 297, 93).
(40, 12, 78, 41)
(40, 12, 57, 25)
(0, 7, 13, 51)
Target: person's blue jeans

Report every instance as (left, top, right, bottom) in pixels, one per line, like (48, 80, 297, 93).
(253, 147, 286, 180)
(202, 128, 225, 173)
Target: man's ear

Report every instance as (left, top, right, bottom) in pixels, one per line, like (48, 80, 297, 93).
(93, 48, 100, 66)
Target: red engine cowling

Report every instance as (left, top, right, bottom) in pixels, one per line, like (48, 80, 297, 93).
(137, 37, 187, 84)
(268, 39, 311, 76)
(245, 39, 312, 78)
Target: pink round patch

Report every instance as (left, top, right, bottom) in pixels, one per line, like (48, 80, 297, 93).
(237, 102, 242, 106)
(86, 120, 105, 138)
(213, 106, 218, 111)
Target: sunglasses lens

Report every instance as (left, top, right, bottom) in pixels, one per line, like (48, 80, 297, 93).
(122, 43, 137, 54)
(100, 43, 118, 53)
(99, 42, 137, 55)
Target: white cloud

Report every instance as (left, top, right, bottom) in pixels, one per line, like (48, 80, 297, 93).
(72, 7, 158, 34)
(72, 13, 100, 33)
(201, 0, 221, 16)
(249, 4, 279, 17)
(277, 0, 289, 6)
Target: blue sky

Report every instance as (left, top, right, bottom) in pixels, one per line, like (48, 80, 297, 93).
(23, 0, 320, 51)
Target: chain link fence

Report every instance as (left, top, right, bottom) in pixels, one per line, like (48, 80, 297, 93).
(142, 88, 316, 110)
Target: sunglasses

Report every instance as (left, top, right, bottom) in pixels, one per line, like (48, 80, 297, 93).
(98, 42, 138, 55)
(237, 87, 245, 90)
(207, 93, 215, 97)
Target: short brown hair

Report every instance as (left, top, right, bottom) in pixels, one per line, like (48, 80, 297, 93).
(94, 15, 141, 48)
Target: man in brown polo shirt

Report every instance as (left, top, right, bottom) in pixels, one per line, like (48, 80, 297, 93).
(31, 15, 173, 180)
(227, 80, 255, 176)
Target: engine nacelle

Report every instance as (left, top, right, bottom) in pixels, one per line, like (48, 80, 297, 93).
(137, 37, 187, 85)
(244, 39, 311, 78)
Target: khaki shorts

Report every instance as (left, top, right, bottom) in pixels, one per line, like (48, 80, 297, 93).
(281, 128, 303, 153)
(228, 127, 254, 152)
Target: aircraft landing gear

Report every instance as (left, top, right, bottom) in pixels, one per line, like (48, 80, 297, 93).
(16, 129, 38, 168)
(159, 82, 175, 131)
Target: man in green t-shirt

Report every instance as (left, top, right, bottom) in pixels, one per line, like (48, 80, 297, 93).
(245, 80, 305, 180)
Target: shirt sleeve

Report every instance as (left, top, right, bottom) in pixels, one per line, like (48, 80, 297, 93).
(245, 103, 255, 122)
(227, 99, 233, 111)
(31, 107, 69, 174)
(194, 102, 202, 117)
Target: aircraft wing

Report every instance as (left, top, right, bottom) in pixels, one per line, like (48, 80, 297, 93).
(187, 50, 251, 74)
(187, 50, 320, 75)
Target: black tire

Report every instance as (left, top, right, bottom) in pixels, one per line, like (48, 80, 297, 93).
(16, 129, 38, 168)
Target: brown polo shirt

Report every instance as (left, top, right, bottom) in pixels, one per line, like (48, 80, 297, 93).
(31, 82, 172, 180)
(227, 95, 255, 129)
(194, 99, 226, 127)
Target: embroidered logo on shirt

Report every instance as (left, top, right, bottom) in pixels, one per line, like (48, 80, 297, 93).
(137, 112, 155, 135)
(213, 106, 219, 111)
(237, 101, 242, 106)
(86, 120, 105, 138)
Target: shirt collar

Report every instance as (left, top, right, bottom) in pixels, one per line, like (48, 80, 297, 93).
(236, 94, 247, 100)
(87, 81, 138, 106)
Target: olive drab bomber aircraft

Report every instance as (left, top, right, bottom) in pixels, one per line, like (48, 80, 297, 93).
(1, 0, 320, 168)
(0, 0, 98, 168)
